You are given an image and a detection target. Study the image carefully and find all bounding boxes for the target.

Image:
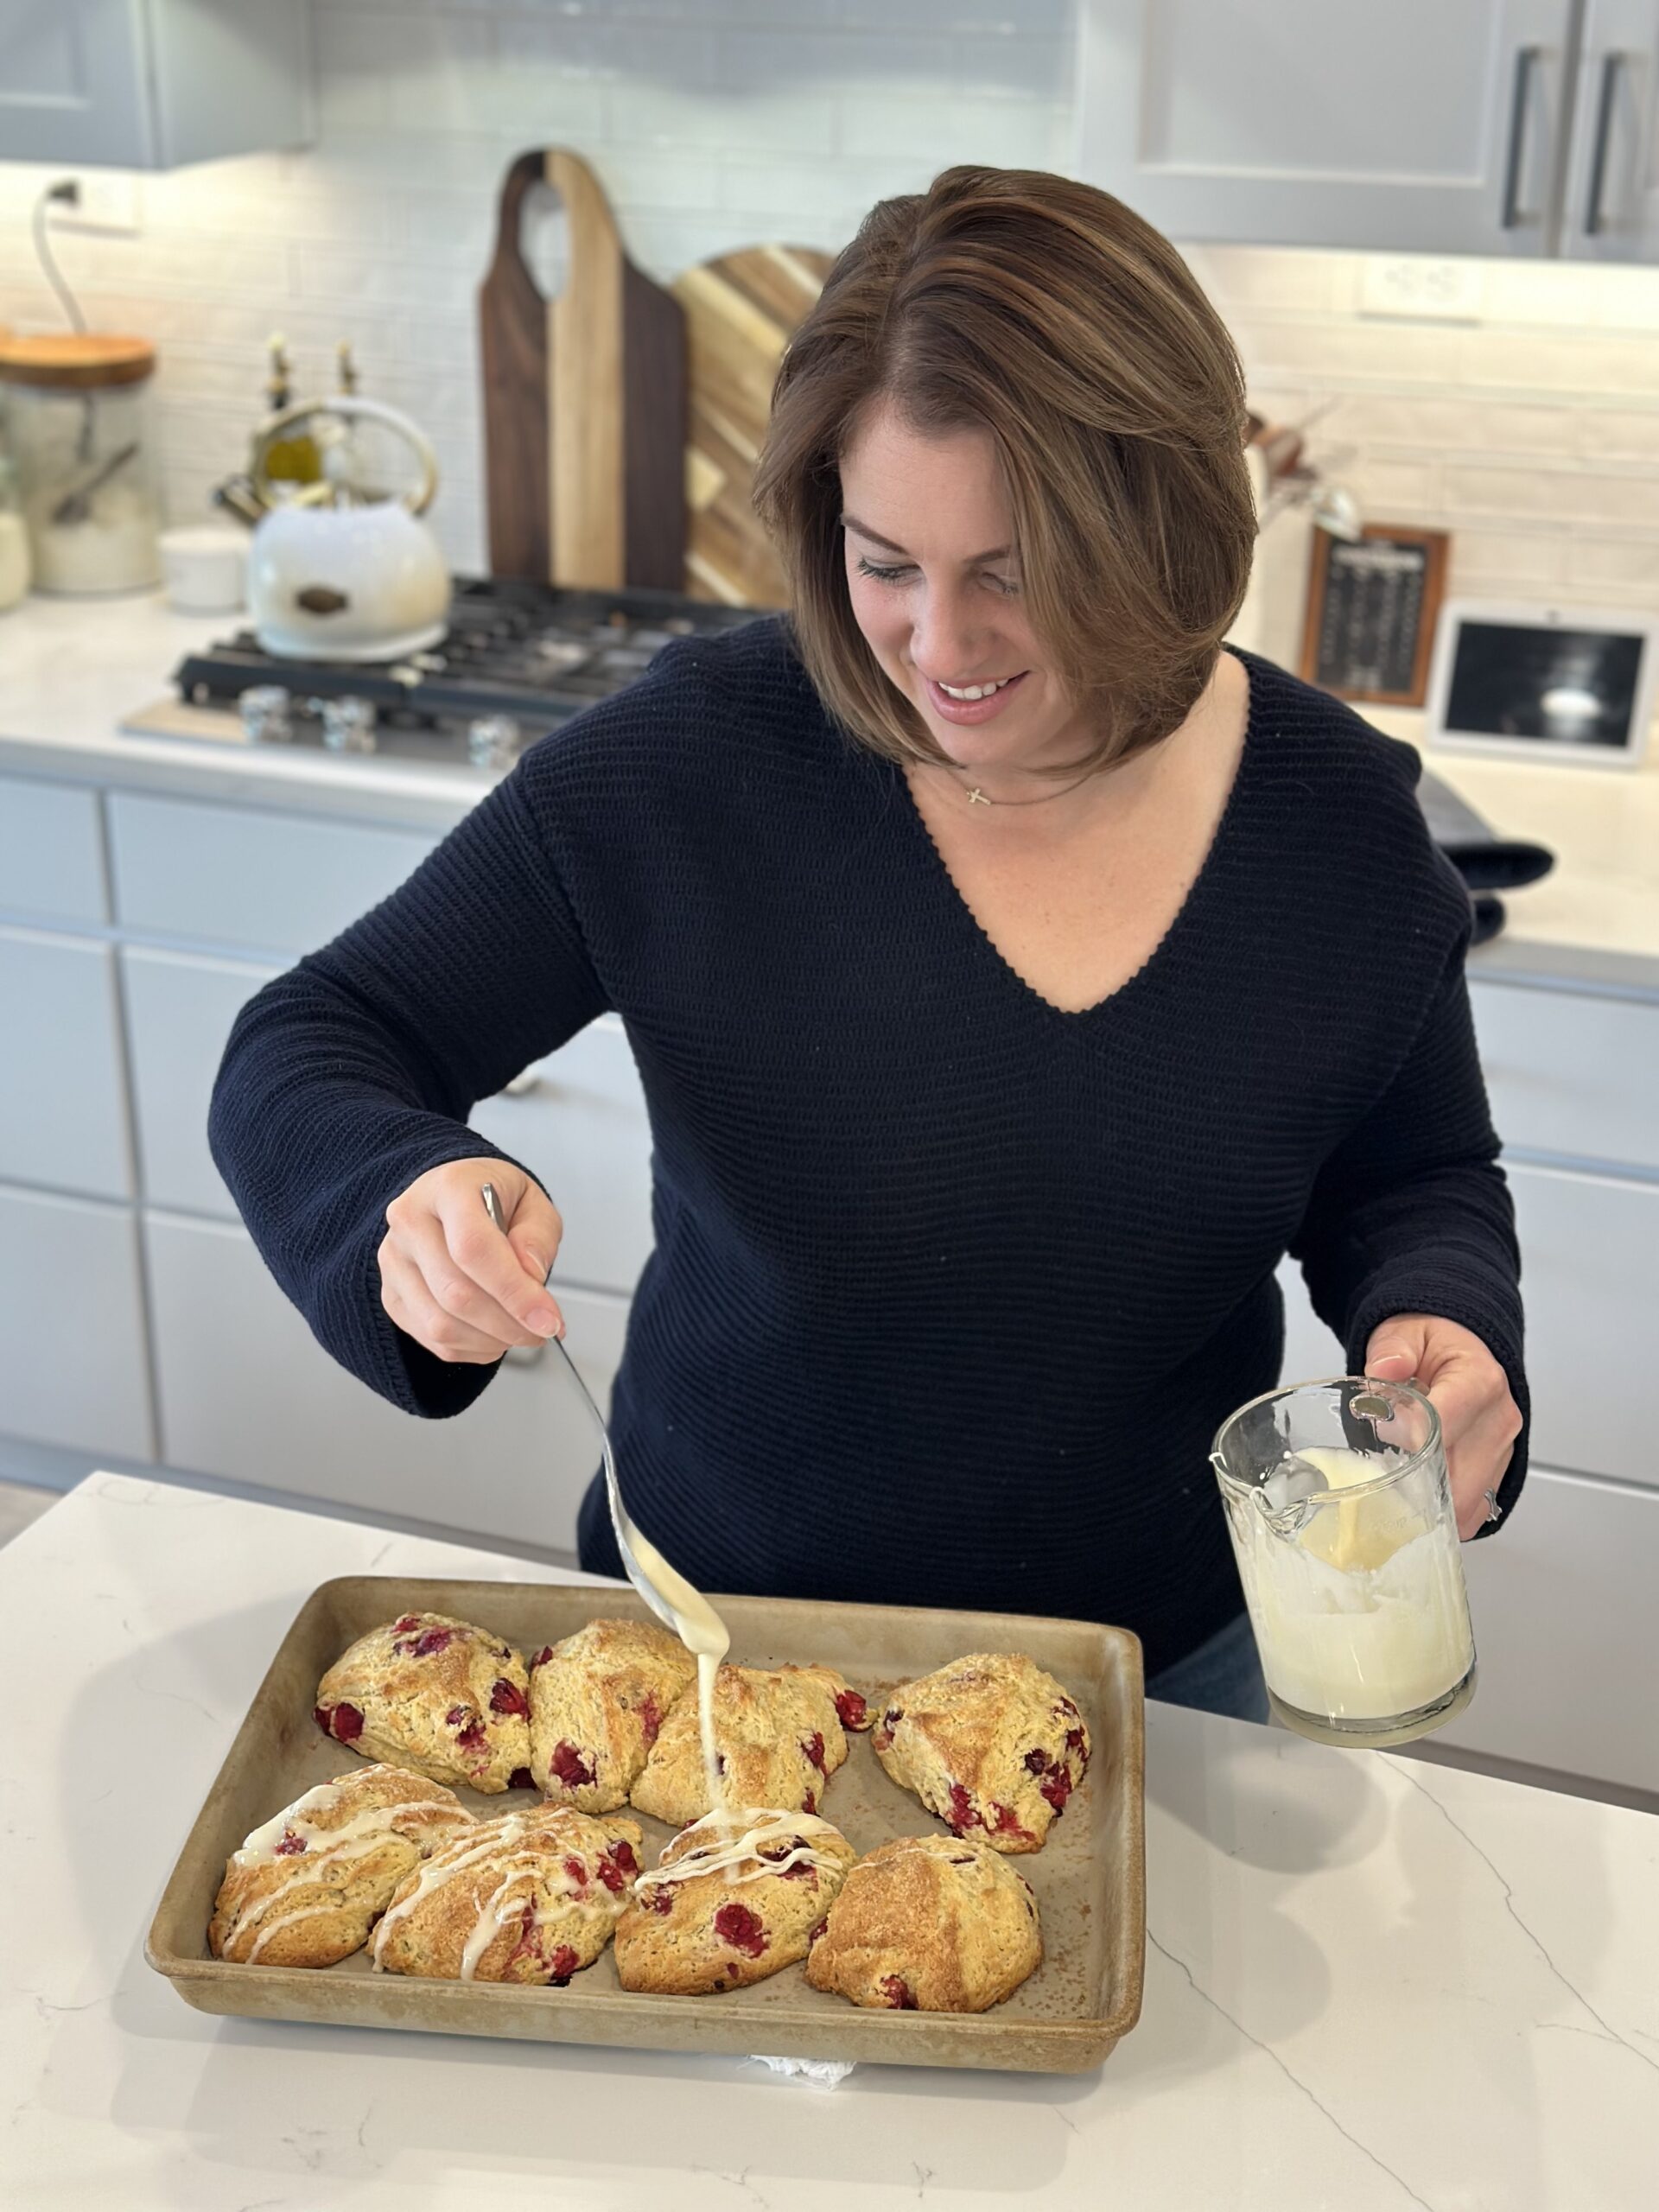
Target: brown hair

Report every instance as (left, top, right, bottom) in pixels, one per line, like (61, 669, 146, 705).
(752, 166, 1256, 777)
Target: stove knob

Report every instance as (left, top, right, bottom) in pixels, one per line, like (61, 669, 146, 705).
(238, 684, 293, 745)
(309, 695, 378, 755)
(467, 714, 522, 772)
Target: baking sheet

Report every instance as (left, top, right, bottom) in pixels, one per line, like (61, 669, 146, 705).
(147, 1577, 1145, 2074)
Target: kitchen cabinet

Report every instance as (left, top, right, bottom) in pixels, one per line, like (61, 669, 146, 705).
(0, 925, 131, 1199)
(0, 1180, 152, 1460)
(144, 1209, 624, 1554)
(107, 792, 435, 957)
(0, 0, 313, 170)
(1439, 1465, 1659, 1789)
(122, 944, 658, 1289)
(121, 944, 281, 1219)
(1075, 0, 1659, 260)
(1561, 0, 1659, 258)
(0, 777, 106, 926)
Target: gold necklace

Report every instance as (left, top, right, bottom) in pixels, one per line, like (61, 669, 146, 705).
(959, 772, 1096, 808)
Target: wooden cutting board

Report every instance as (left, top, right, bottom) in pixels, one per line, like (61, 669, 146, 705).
(479, 148, 685, 592)
(672, 244, 836, 607)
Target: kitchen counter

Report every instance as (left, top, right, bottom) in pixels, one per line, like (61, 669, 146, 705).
(3, 1473, 1656, 2210)
(3, 590, 1659, 989)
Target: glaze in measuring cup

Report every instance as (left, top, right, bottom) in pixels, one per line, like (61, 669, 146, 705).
(1211, 1376, 1477, 1747)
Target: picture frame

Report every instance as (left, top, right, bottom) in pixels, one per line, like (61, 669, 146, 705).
(1424, 599, 1659, 769)
(1299, 523, 1450, 707)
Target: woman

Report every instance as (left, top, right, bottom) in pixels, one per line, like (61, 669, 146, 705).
(210, 168, 1525, 1724)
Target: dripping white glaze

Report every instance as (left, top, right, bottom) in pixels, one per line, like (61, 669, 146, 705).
(370, 1814, 624, 1980)
(636, 1807, 847, 1902)
(624, 1529, 732, 1826)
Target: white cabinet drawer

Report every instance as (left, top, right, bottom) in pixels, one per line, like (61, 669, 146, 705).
(1281, 1164, 1659, 1494)
(1434, 1465, 1659, 1797)
(145, 1210, 625, 1554)
(1470, 978, 1659, 1173)
(123, 946, 281, 1217)
(470, 1016, 654, 1297)
(107, 791, 435, 955)
(0, 925, 132, 1199)
(0, 778, 106, 925)
(1508, 1161, 1659, 1491)
(0, 1180, 152, 1460)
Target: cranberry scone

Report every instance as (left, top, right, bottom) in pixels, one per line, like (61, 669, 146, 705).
(804, 1834, 1042, 2012)
(614, 1808, 856, 1995)
(208, 1764, 474, 1967)
(629, 1662, 868, 1827)
(313, 1611, 533, 1795)
(371, 1804, 643, 1984)
(871, 1651, 1090, 1853)
(527, 1617, 697, 1812)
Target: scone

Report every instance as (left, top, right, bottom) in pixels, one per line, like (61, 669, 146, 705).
(872, 1651, 1090, 1853)
(314, 1611, 533, 1795)
(528, 1617, 697, 1813)
(614, 1808, 856, 1995)
(804, 1834, 1042, 2012)
(629, 1662, 866, 1827)
(372, 1804, 643, 1984)
(208, 1764, 474, 1967)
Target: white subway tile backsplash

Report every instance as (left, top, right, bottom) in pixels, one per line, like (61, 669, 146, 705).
(4, 0, 1657, 607)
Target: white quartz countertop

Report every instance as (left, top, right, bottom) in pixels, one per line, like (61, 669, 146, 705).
(3, 1473, 1656, 2210)
(3, 589, 1659, 987)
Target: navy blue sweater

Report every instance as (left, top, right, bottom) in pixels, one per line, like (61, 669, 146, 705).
(208, 623, 1526, 1674)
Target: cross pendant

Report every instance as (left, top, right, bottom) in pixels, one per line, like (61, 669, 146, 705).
(967, 786, 991, 805)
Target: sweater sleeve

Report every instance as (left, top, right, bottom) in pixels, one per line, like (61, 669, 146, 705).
(207, 766, 608, 1421)
(1287, 939, 1529, 1530)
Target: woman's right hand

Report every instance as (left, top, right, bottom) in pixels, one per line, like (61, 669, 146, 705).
(378, 1159, 565, 1364)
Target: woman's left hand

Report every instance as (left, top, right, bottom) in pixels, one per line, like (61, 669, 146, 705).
(1363, 1314, 1523, 1539)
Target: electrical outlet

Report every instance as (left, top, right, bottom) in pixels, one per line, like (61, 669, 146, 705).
(49, 172, 143, 236)
(1358, 255, 1484, 323)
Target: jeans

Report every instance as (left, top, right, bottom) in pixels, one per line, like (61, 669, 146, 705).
(1147, 1608, 1271, 1725)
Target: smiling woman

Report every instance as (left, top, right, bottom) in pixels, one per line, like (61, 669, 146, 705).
(753, 166, 1256, 785)
(209, 166, 1527, 1717)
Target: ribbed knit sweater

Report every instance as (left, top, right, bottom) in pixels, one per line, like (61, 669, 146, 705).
(208, 621, 1527, 1675)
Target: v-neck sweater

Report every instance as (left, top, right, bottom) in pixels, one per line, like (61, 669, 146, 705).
(208, 618, 1528, 1675)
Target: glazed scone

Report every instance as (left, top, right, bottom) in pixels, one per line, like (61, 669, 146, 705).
(614, 1808, 856, 1995)
(629, 1662, 864, 1827)
(527, 1617, 697, 1812)
(372, 1804, 643, 1984)
(208, 1764, 474, 1967)
(872, 1651, 1090, 1853)
(314, 1611, 533, 1795)
(804, 1834, 1042, 2012)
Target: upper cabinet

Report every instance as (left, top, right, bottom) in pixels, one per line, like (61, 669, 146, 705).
(1074, 0, 1659, 262)
(1560, 0, 1659, 257)
(0, 0, 314, 170)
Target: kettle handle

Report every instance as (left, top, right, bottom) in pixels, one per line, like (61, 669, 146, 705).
(249, 395, 441, 517)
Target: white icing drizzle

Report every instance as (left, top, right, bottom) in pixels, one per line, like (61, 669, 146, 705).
(219, 1778, 466, 1956)
(636, 1807, 846, 1899)
(369, 1814, 620, 1980)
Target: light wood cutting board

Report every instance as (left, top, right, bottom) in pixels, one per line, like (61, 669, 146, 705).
(479, 148, 685, 591)
(672, 244, 836, 607)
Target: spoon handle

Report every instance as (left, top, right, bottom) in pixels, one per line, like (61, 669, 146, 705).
(478, 1179, 677, 1631)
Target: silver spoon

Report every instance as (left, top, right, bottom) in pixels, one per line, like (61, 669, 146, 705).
(479, 1179, 677, 1634)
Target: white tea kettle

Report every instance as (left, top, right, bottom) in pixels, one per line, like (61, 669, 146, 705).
(246, 396, 451, 661)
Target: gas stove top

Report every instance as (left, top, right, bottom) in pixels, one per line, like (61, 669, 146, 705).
(168, 576, 766, 769)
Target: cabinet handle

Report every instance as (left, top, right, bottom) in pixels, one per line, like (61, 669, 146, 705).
(1501, 44, 1543, 229)
(1583, 51, 1628, 237)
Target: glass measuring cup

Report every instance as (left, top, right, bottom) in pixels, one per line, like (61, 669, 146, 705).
(1211, 1376, 1477, 1747)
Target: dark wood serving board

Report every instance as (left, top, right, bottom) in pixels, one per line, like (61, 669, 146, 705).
(479, 147, 686, 591)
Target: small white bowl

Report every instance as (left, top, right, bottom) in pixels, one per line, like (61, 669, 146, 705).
(158, 524, 248, 614)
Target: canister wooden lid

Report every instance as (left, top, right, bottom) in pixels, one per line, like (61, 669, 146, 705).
(0, 334, 156, 389)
